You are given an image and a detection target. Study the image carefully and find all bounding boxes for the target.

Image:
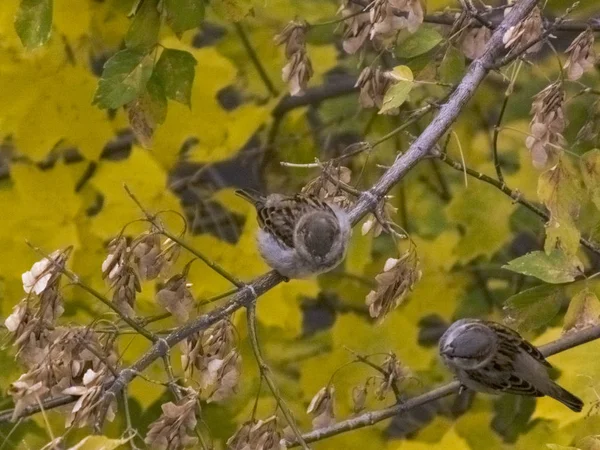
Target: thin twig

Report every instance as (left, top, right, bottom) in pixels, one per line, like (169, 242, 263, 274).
(344, 348, 402, 401)
(233, 22, 279, 97)
(246, 303, 311, 450)
(123, 185, 245, 288)
(437, 153, 600, 256)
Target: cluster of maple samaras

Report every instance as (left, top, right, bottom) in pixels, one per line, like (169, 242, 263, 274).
(273, 0, 425, 97)
(4, 248, 120, 427)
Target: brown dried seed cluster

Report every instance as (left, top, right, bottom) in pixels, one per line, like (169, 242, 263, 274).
(339, 0, 424, 54)
(9, 327, 117, 422)
(181, 319, 241, 402)
(227, 417, 285, 450)
(306, 385, 336, 429)
(355, 67, 395, 111)
(102, 233, 181, 317)
(375, 353, 411, 399)
(156, 274, 194, 323)
(62, 367, 117, 428)
(366, 249, 422, 321)
(502, 6, 543, 54)
(461, 26, 491, 60)
(274, 21, 312, 96)
(145, 392, 199, 450)
(525, 82, 565, 169)
(302, 165, 353, 208)
(370, 0, 423, 41)
(5, 249, 119, 422)
(564, 28, 596, 81)
(352, 383, 368, 414)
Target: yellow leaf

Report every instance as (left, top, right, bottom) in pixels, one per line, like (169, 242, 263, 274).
(538, 157, 585, 256)
(447, 176, 515, 263)
(89, 147, 181, 240)
(0, 163, 82, 316)
(346, 220, 373, 275)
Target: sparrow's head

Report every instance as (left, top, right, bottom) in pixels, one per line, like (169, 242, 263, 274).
(294, 210, 342, 264)
(439, 320, 497, 370)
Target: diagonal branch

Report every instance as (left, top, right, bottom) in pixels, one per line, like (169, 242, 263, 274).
(437, 152, 600, 256)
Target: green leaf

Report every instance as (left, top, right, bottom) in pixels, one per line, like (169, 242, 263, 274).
(581, 149, 600, 211)
(563, 288, 600, 333)
(93, 49, 154, 110)
(502, 250, 583, 284)
(440, 45, 465, 85)
(211, 0, 252, 21)
(396, 26, 443, 58)
(379, 66, 413, 114)
(125, 0, 161, 51)
(446, 181, 515, 263)
(154, 48, 197, 106)
(503, 284, 563, 332)
(164, 0, 205, 33)
(538, 157, 585, 255)
(127, 73, 168, 148)
(14, 0, 53, 49)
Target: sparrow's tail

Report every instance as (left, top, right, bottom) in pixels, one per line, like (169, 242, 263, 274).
(235, 189, 265, 207)
(548, 382, 583, 412)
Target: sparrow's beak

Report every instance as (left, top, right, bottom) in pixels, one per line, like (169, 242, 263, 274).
(441, 345, 454, 357)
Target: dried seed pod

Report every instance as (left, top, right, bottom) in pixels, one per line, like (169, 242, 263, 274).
(352, 384, 368, 414)
(156, 274, 194, 323)
(525, 82, 565, 169)
(355, 67, 394, 110)
(375, 353, 411, 399)
(306, 385, 336, 429)
(145, 392, 199, 450)
(366, 249, 422, 321)
(101, 236, 129, 281)
(564, 28, 596, 81)
(132, 232, 164, 281)
(281, 50, 313, 96)
(111, 265, 141, 318)
(62, 368, 117, 428)
(274, 20, 308, 58)
(502, 6, 543, 54)
(338, 0, 371, 54)
(461, 26, 491, 59)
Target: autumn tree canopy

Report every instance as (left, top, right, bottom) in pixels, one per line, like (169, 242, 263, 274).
(1, 0, 600, 449)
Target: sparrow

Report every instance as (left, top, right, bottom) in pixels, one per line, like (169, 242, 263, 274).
(236, 190, 351, 279)
(439, 318, 583, 412)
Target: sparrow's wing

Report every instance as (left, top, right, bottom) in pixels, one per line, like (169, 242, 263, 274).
(466, 367, 544, 397)
(485, 321, 552, 368)
(258, 195, 333, 248)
